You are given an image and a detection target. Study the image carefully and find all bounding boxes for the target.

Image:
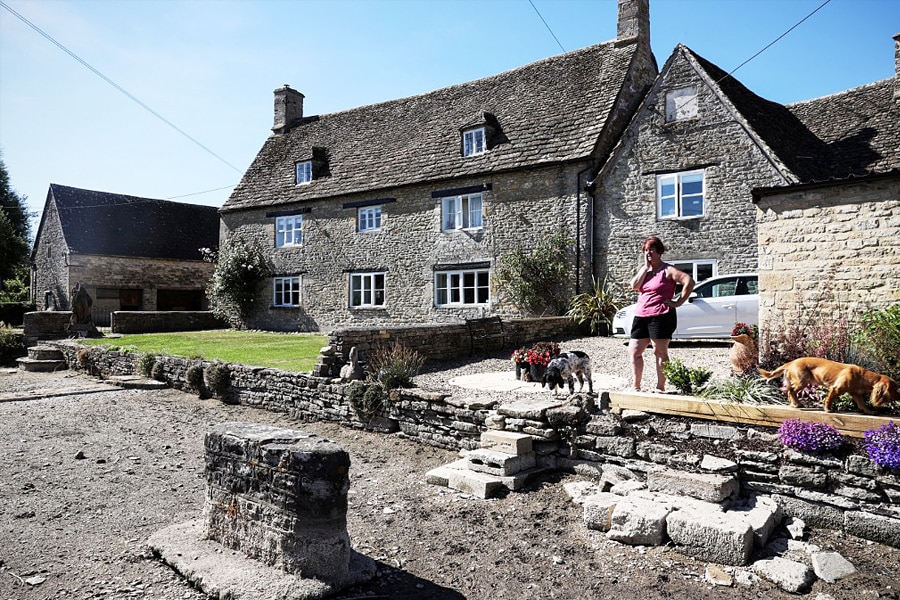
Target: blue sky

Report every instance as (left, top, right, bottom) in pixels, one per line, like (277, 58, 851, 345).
(1, 0, 898, 236)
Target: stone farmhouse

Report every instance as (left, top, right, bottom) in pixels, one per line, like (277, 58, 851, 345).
(222, 0, 899, 333)
(30, 184, 220, 324)
(220, 0, 656, 332)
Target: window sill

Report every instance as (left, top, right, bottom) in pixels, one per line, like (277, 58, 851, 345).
(659, 215, 704, 222)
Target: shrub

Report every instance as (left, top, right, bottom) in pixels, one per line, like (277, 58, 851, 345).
(138, 353, 157, 377)
(493, 230, 574, 315)
(662, 358, 711, 395)
(853, 302, 900, 381)
(864, 421, 900, 471)
(778, 418, 844, 454)
(0, 323, 24, 366)
(205, 238, 270, 329)
(760, 312, 851, 369)
(185, 363, 206, 395)
(699, 374, 787, 405)
(566, 276, 628, 335)
(367, 342, 424, 390)
(204, 360, 231, 398)
(347, 381, 389, 421)
(150, 360, 166, 382)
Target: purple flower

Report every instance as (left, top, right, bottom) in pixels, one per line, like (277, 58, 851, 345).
(864, 421, 900, 471)
(778, 418, 844, 453)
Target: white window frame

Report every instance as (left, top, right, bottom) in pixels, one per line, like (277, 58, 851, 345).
(350, 272, 386, 308)
(665, 87, 698, 122)
(441, 193, 483, 232)
(273, 276, 301, 307)
(275, 215, 303, 247)
(657, 170, 705, 220)
(462, 127, 486, 157)
(434, 269, 490, 306)
(357, 206, 382, 232)
(669, 260, 717, 284)
(295, 161, 313, 185)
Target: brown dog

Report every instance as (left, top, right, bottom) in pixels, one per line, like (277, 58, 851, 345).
(759, 357, 899, 414)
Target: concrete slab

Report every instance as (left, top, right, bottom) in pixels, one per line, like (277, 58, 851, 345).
(147, 519, 376, 600)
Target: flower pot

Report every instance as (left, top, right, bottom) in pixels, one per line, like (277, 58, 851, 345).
(529, 363, 546, 381)
(729, 334, 758, 374)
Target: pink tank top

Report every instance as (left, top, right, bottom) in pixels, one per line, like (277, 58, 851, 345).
(635, 265, 676, 317)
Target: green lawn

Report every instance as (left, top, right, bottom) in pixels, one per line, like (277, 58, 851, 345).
(83, 330, 328, 372)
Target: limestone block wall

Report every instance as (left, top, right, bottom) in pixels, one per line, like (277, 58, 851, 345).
(111, 311, 227, 334)
(23, 311, 73, 346)
(594, 48, 786, 294)
(755, 176, 900, 331)
(57, 341, 900, 547)
(203, 422, 352, 581)
(220, 164, 593, 333)
(327, 316, 586, 364)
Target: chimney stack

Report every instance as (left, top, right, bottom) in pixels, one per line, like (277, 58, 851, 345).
(617, 0, 650, 47)
(894, 33, 900, 100)
(273, 85, 304, 134)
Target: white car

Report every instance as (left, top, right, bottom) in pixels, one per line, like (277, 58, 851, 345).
(612, 273, 759, 340)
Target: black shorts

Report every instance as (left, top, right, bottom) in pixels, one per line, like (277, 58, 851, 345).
(630, 310, 677, 340)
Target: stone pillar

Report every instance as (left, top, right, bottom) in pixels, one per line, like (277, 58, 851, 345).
(203, 422, 351, 582)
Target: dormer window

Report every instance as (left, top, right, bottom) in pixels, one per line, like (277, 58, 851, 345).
(665, 87, 698, 122)
(462, 128, 486, 157)
(295, 161, 313, 184)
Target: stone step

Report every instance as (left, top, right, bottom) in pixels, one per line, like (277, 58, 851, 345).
(16, 357, 67, 373)
(466, 448, 536, 476)
(105, 375, 168, 390)
(27, 345, 65, 361)
(425, 458, 548, 499)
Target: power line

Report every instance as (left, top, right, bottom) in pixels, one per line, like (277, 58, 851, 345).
(0, 0, 243, 174)
(528, 0, 566, 53)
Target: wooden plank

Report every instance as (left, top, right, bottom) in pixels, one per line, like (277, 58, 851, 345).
(608, 390, 897, 438)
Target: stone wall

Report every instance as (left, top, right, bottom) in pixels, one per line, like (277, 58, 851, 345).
(755, 175, 900, 331)
(23, 311, 73, 346)
(111, 311, 227, 334)
(593, 47, 785, 293)
(220, 165, 595, 333)
(56, 340, 900, 548)
(326, 316, 587, 365)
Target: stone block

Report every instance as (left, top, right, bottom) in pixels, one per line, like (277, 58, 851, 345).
(690, 423, 739, 440)
(595, 435, 636, 458)
(606, 495, 671, 546)
(466, 448, 536, 476)
(647, 468, 739, 503)
(811, 552, 856, 583)
(729, 495, 782, 548)
(583, 492, 620, 532)
(751, 557, 814, 594)
(772, 494, 844, 531)
(479, 430, 532, 455)
(667, 509, 755, 566)
(425, 459, 468, 487)
(446, 469, 506, 499)
(843, 511, 900, 548)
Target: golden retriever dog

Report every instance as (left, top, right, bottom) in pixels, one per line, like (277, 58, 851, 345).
(759, 357, 899, 414)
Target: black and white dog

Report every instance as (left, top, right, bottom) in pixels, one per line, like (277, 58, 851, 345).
(541, 351, 593, 396)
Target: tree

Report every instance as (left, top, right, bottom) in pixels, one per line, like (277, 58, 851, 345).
(493, 230, 575, 315)
(0, 153, 32, 289)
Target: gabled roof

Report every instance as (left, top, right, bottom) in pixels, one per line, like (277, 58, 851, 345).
(35, 184, 220, 261)
(688, 46, 899, 184)
(224, 39, 649, 212)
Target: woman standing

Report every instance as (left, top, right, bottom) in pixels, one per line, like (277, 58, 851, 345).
(628, 236, 695, 392)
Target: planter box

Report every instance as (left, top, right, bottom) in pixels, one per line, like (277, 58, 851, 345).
(608, 391, 896, 438)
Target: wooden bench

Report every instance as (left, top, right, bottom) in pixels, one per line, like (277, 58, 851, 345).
(466, 316, 507, 355)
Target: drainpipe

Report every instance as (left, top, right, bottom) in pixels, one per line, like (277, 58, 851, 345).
(576, 165, 593, 295)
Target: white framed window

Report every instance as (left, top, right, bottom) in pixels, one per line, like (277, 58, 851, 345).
(462, 128, 486, 156)
(657, 170, 704, 220)
(669, 260, 717, 285)
(435, 269, 489, 306)
(441, 193, 483, 232)
(295, 161, 313, 184)
(358, 206, 382, 232)
(350, 272, 386, 308)
(273, 276, 301, 307)
(665, 87, 698, 122)
(275, 215, 303, 247)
